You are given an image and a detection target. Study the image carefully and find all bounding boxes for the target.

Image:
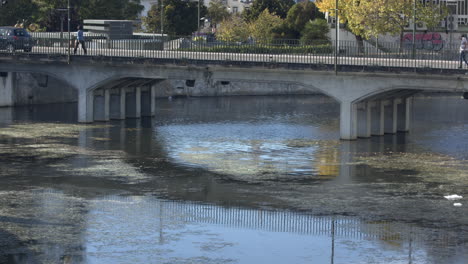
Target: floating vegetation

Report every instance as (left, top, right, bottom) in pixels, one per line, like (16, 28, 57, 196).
(175, 139, 341, 183)
(355, 152, 468, 182)
(0, 123, 112, 139)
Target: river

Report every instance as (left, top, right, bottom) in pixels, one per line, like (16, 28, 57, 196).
(0, 94, 467, 264)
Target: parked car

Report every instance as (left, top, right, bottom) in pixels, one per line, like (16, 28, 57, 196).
(0, 26, 34, 52)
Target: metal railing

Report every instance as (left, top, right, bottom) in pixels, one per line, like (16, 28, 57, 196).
(0, 32, 463, 70)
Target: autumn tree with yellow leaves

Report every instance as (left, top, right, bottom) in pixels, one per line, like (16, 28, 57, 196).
(316, 0, 447, 49)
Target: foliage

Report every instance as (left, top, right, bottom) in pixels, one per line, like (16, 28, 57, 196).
(217, 15, 250, 42)
(316, 0, 447, 39)
(249, 9, 283, 44)
(243, 0, 295, 22)
(26, 0, 143, 31)
(286, 1, 325, 34)
(300, 19, 329, 45)
(143, 0, 206, 36)
(180, 43, 333, 55)
(207, 0, 230, 27)
(0, 0, 38, 27)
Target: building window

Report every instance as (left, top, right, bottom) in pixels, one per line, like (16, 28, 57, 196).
(233, 6, 238, 13)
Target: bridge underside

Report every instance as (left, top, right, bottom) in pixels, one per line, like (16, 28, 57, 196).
(1, 61, 465, 140)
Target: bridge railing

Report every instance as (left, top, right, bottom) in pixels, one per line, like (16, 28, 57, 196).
(0, 32, 461, 70)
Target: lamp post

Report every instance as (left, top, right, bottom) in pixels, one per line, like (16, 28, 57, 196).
(334, 0, 339, 75)
(412, 0, 416, 60)
(161, 0, 164, 35)
(198, 0, 200, 34)
(67, 0, 70, 63)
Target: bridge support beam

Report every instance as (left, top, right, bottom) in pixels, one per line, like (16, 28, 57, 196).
(397, 97, 412, 132)
(78, 89, 94, 123)
(340, 101, 357, 140)
(371, 101, 384, 136)
(384, 99, 398, 134)
(0, 72, 15, 107)
(119, 88, 126, 119)
(357, 102, 371, 138)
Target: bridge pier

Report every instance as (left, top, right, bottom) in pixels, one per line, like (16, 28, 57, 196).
(0, 72, 15, 107)
(357, 102, 371, 138)
(397, 97, 412, 132)
(384, 99, 398, 134)
(78, 89, 94, 123)
(340, 101, 358, 140)
(371, 101, 385, 136)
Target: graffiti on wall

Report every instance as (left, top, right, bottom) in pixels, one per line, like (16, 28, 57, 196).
(402, 32, 444, 51)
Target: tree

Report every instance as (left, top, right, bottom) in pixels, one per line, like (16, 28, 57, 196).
(32, 0, 144, 31)
(217, 15, 250, 42)
(249, 9, 283, 44)
(243, 0, 295, 22)
(143, 0, 206, 36)
(300, 19, 329, 45)
(207, 0, 230, 28)
(0, 0, 37, 27)
(286, 1, 324, 36)
(316, 0, 447, 40)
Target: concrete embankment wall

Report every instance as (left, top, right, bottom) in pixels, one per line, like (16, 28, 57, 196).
(0, 73, 77, 107)
(155, 80, 320, 98)
(2, 72, 320, 107)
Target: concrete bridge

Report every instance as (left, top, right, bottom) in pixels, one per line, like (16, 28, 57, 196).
(0, 53, 467, 140)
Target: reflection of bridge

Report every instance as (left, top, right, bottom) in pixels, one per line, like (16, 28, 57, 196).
(158, 199, 432, 244)
(1, 42, 467, 140)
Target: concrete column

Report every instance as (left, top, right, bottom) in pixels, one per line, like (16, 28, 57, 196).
(119, 88, 126, 120)
(357, 101, 371, 138)
(0, 72, 14, 107)
(371, 101, 384, 136)
(141, 86, 152, 117)
(104, 89, 110, 121)
(384, 99, 398, 134)
(150, 86, 156, 117)
(340, 101, 357, 140)
(135, 87, 141, 118)
(78, 89, 94, 123)
(397, 97, 412, 132)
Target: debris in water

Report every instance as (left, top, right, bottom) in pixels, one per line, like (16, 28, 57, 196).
(444, 194, 463, 200)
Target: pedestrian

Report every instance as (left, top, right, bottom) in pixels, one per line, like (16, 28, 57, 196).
(459, 34, 468, 68)
(73, 25, 87, 55)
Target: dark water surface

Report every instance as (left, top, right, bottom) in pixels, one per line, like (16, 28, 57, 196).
(0, 95, 467, 264)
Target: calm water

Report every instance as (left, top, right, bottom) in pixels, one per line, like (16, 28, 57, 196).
(0, 94, 467, 264)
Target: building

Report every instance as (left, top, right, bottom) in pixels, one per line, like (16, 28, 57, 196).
(139, 0, 252, 18)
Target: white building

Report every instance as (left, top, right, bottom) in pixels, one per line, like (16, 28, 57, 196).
(139, 0, 252, 18)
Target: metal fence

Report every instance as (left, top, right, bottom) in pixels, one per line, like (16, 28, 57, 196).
(0, 32, 463, 70)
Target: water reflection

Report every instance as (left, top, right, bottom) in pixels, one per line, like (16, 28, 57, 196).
(0, 95, 467, 263)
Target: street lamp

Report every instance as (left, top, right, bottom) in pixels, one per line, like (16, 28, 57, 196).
(161, 0, 164, 35)
(334, 0, 339, 75)
(67, 0, 70, 63)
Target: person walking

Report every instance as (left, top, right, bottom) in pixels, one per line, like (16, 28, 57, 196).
(73, 25, 87, 55)
(459, 34, 468, 68)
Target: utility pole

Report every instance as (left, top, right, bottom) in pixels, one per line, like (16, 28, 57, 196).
(334, 0, 339, 75)
(412, 0, 416, 60)
(161, 0, 164, 35)
(197, 0, 200, 34)
(68, 0, 71, 64)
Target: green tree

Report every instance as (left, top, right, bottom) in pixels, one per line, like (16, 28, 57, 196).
(300, 19, 329, 44)
(32, 0, 144, 31)
(217, 15, 249, 42)
(317, 0, 447, 41)
(143, 0, 206, 36)
(0, 0, 37, 27)
(207, 0, 230, 27)
(249, 9, 283, 44)
(286, 1, 324, 38)
(243, 0, 295, 22)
